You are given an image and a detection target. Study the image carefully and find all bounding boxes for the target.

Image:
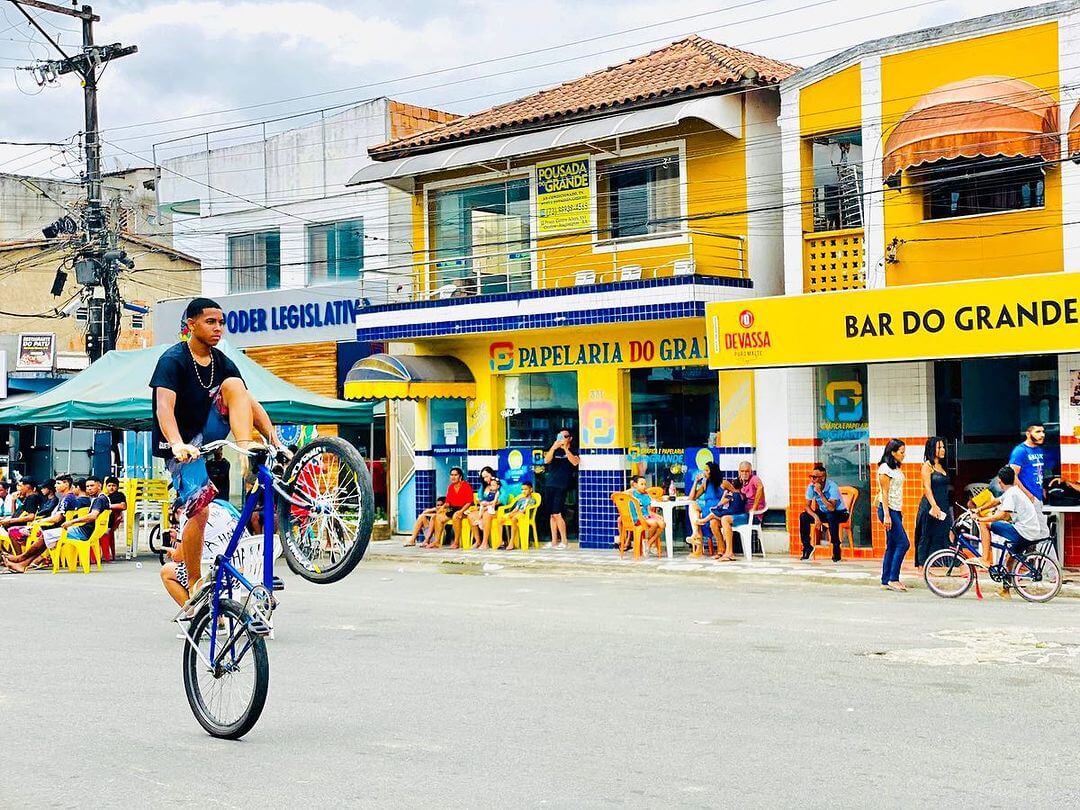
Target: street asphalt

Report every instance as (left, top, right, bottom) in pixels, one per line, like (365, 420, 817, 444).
(3, 556, 1079, 808)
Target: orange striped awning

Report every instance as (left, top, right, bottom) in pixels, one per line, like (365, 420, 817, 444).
(1069, 100, 1080, 158)
(883, 76, 1059, 179)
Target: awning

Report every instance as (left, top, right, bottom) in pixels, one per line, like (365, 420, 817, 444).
(348, 95, 742, 189)
(1069, 100, 1080, 159)
(344, 354, 476, 400)
(882, 76, 1059, 179)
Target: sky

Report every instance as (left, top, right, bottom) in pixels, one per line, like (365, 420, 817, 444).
(0, 0, 1045, 181)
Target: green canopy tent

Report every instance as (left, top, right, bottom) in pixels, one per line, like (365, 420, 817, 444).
(0, 342, 373, 431)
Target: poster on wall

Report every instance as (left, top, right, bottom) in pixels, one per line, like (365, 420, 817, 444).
(536, 154, 591, 236)
(15, 333, 55, 372)
(498, 448, 533, 498)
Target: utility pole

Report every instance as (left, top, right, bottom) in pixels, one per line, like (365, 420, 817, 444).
(8, 1, 136, 360)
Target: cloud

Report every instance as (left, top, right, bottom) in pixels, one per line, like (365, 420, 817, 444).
(0, 0, 1042, 175)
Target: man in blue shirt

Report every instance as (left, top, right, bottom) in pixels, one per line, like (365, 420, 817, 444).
(800, 463, 849, 561)
(1008, 422, 1050, 536)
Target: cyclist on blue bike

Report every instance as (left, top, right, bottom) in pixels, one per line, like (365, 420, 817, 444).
(150, 297, 289, 606)
(977, 465, 1046, 595)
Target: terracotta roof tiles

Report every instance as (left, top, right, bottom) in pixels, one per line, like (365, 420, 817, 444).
(369, 36, 799, 159)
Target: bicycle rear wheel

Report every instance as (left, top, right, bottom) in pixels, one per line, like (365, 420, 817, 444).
(182, 598, 269, 740)
(1011, 552, 1061, 603)
(923, 548, 974, 598)
(277, 436, 373, 585)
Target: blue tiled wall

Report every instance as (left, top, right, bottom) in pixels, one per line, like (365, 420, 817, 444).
(357, 301, 707, 342)
(578, 467, 629, 549)
(414, 469, 436, 518)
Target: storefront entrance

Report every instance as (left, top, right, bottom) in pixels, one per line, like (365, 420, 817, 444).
(815, 364, 872, 548)
(935, 355, 1060, 493)
(503, 371, 578, 540)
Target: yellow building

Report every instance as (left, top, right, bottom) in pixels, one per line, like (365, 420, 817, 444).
(707, 1, 1080, 564)
(345, 38, 798, 547)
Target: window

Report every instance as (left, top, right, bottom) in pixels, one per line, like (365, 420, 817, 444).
(429, 178, 531, 295)
(130, 312, 145, 330)
(921, 157, 1044, 220)
(597, 153, 680, 240)
(809, 132, 863, 232)
(308, 219, 364, 284)
(228, 230, 281, 292)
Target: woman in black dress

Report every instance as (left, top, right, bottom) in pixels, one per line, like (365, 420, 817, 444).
(915, 436, 952, 573)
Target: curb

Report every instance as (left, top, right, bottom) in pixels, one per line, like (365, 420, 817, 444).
(366, 545, 1080, 598)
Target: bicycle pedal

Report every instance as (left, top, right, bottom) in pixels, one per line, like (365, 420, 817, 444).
(247, 618, 272, 637)
(272, 575, 285, 592)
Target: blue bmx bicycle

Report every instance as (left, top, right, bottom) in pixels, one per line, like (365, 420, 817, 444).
(922, 505, 1061, 603)
(176, 436, 373, 739)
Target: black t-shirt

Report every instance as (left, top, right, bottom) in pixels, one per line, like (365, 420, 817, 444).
(14, 492, 43, 519)
(545, 448, 574, 490)
(107, 491, 127, 506)
(149, 342, 243, 458)
(36, 495, 58, 516)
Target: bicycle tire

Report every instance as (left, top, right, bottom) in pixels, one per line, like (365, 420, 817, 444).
(277, 436, 374, 585)
(923, 548, 975, 598)
(182, 598, 269, 740)
(1011, 552, 1062, 603)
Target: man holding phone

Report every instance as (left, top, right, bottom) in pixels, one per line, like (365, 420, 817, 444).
(543, 428, 579, 549)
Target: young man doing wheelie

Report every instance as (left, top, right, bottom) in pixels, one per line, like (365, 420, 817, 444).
(150, 297, 289, 605)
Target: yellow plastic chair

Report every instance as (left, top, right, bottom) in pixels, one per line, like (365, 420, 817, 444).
(56, 510, 110, 574)
(495, 492, 542, 550)
(459, 496, 480, 549)
(52, 508, 87, 573)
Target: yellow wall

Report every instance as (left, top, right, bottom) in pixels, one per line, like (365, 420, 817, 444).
(880, 22, 1062, 285)
(408, 115, 753, 295)
(800, 63, 862, 136)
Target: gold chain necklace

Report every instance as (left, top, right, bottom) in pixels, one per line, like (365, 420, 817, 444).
(187, 341, 215, 390)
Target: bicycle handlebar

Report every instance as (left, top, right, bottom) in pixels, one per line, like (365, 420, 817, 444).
(199, 439, 264, 457)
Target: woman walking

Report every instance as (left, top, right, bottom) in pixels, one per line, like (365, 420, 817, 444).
(876, 439, 909, 592)
(914, 437, 952, 574)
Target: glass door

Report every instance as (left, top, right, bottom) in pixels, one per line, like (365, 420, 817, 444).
(815, 365, 871, 548)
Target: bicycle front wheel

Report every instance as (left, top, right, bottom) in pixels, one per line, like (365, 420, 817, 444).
(923, 548, 974, 598)
(182, 598, 269, 740)
(1012, 552, 1062, 603)
(278, 436, 374, 585)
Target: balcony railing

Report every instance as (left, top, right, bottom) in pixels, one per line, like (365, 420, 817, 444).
(348, 232, 745, 305)
(803, 228, 866, 293)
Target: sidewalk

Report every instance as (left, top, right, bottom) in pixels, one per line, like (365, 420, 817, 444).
(369, 536, 1080, 597)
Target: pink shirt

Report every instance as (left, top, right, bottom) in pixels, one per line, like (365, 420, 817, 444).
(740, 474, 766, 511)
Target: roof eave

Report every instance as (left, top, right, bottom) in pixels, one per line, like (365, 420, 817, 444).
(368, 79, 773, 162)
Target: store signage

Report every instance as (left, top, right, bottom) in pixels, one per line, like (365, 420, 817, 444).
(707, 273, 1080, 369)
(489, 335, 707, 372)
(15, 333, 55, 372)
(536, 154, 591, 236)
(153, 283, 367, 349)
(818, 379, 868, 441)
(498, 447, 533, 497)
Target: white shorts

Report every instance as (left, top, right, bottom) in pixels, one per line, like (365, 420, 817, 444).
(42, 527, 63, 550)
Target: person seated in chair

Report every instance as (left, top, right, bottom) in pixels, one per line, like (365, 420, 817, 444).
(405, 497, 446, 547)
(627, 475, 664, 555)
(687, 462, 724, 557)
(426, 467, 475, 549)
(799, 463, 849, 562)
(499, 481, 536, 551)
(467, 476, 506, 550)
(4, 476, 109, 573)
(0, 478, 44, 549)
(5, 475, 77, 555)
(716, 461, 767, 562)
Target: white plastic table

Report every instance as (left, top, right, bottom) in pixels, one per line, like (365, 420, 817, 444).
(650, 497, 694, 559)
(1043, 504, 1080, 564)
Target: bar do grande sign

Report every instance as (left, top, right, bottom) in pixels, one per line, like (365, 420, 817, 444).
(706, 272, 1080, 369)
